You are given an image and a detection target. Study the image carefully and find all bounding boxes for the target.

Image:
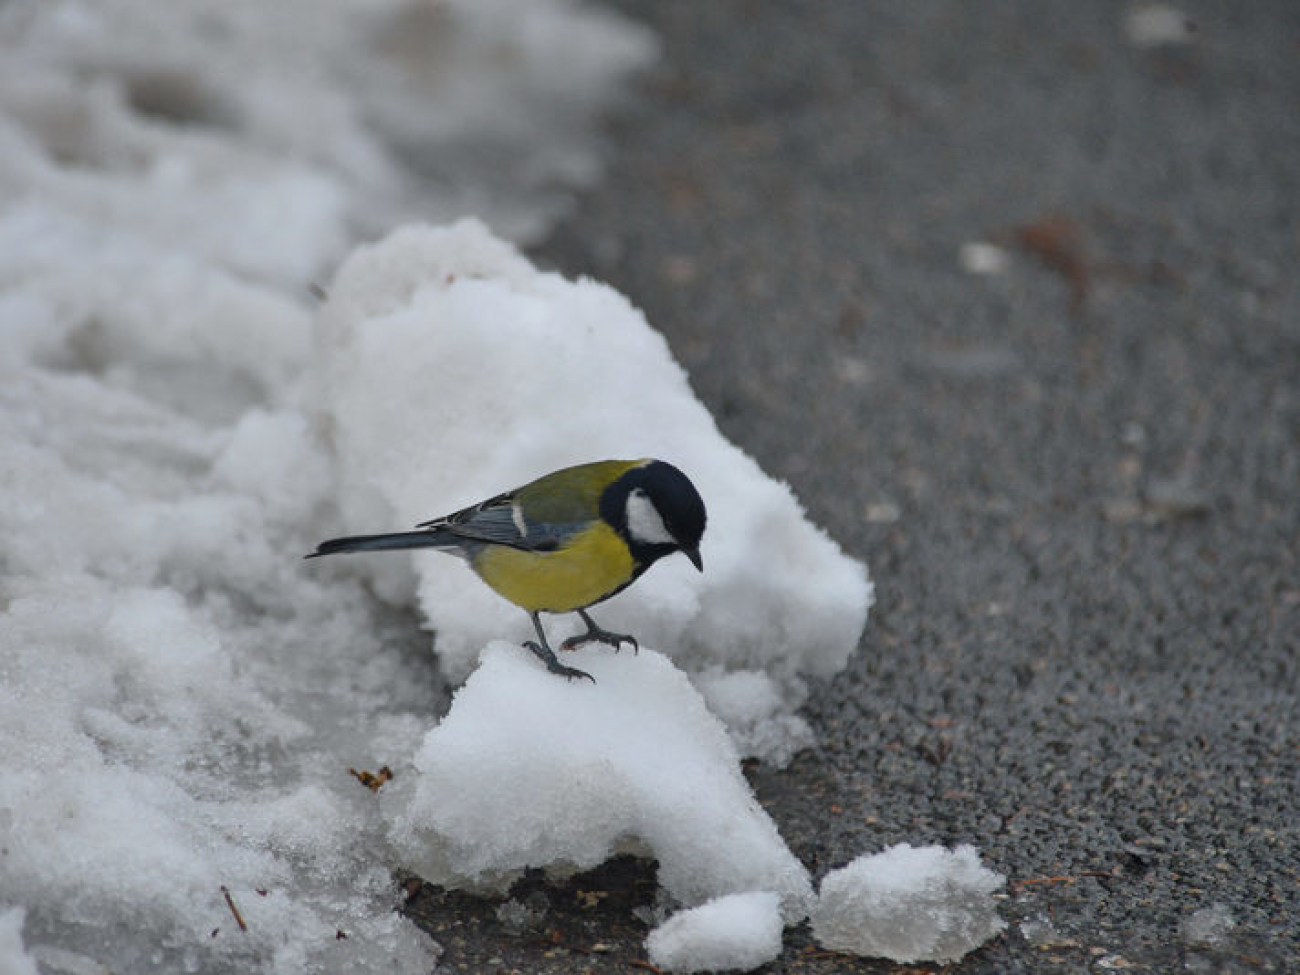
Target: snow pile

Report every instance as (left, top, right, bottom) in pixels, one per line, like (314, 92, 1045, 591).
(0, 209, 442, 972)
(0, 1, 657, 973)
(312, 220, 874, 716)
(810, 844, 1007, 964)
(1, 0, 655, 250)
(645, 893, 784, 974)
(383, 645, 814, 917)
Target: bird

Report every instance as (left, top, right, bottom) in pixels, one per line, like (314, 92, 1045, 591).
(307, 459, 706, 682)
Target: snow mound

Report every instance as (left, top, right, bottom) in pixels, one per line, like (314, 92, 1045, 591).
(383, 644, 814, 921)
(811, 844, 1006, 964)
(313, 219, 874, 692)
(645, 892, 784, 974)
(2, 0, 655, 251)
(0, 1, 656, 972)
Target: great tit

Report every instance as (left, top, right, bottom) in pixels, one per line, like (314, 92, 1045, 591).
(307, 459, 706, 682)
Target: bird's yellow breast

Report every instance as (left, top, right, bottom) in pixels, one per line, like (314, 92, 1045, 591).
(470, 521, 636, 613)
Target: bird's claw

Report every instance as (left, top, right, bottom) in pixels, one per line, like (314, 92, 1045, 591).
(523, 640, 596, 683)
(562, 628, 638, 655)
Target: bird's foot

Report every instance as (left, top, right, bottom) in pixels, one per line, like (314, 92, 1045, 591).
(523, 640, 596, 683)
(562, 624, 638, 655)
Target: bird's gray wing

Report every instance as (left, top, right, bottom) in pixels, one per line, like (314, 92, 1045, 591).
(416, 492, 581, 553)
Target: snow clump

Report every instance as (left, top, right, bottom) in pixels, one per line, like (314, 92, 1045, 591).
(811, 844, 1007, 964)
(644, 892, 784, 974)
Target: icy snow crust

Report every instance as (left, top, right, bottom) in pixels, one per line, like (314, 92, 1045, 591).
(811, 844, 1008, 964)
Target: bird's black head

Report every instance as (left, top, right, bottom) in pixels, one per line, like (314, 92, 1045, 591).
(601, 460, 707, 571)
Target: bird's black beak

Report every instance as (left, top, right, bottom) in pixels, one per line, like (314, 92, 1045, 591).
(684, 546, 703, 572)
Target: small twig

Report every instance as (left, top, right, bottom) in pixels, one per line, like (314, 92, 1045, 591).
(629, 961, 663, 973)
(1012, 874, 1076, 890)
(220, 886, 248, 932)
(538, 930, 594, 956)
(1014, 213, 1091, 313)
(1010, 869, 1118, 892)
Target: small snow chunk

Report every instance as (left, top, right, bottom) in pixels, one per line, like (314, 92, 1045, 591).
(1182, 903, 1236, 948)
(1019, 915, 1078, 949)
(863, 501, 901, 524)
(693, 667, 785, 725)
(833, 355, 872, 386)
(383, 644, 813, 921)
(958, 241, 1010, 275)
(1123, 5, 1196, 48)
(645, 892, 784, 974)
(811, 844, 1006, 964)
(0, 908, 40, 975)
(692, 668, 814, 767)
(495, 894, 548, 935)
(1142, 477, 1211, 521)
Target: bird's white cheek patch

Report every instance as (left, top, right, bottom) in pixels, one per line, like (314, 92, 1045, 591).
(626, 489, 674, 545)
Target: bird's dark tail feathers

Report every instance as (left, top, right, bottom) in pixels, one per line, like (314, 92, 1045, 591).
(305, 530, 453, 559)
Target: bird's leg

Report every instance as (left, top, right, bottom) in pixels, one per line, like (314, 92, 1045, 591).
(523, 612, 595, 683)
(561, 609, 639, 655)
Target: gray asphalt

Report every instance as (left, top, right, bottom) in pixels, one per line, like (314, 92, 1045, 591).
(407, 3, 1300, 971)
